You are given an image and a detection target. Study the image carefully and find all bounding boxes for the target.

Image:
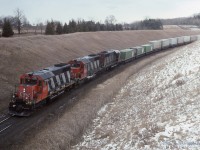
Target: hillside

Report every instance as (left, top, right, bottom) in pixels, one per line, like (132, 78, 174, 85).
(73, 40, 200, 150)
(0, 30, 200, 111)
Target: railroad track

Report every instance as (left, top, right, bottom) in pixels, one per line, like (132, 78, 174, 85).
(0, 113, 13, 134)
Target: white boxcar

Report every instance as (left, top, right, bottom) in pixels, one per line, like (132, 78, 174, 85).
(161, 39, 170, 49)
(183, 36, 191, 44)
(131, 46, 145, 57)
(197, 35, 200, 40)
(177, 37, 184, 45)
(149, 40, 161, 51)
(169, 38, 178, 47)
(141, 44, 153, 53)
(190, 35, 198, 42)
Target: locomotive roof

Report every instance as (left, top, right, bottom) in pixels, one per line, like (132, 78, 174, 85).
(26, 63, 70, 80)
(98, 49, 119, 56)
(73, 50, 119, 64)
(130, 46, 143, 49)
(100, 49, 116, 54)
(76, 57, 91, 64)
(76, 54, 100, 64)
(120, 48, 133, 52)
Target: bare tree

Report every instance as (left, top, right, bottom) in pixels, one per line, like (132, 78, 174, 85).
(0, 16, 3, 28)
(38, 23, 43, 34)
(14, 8, 24, 34)
(36, 19, 44, 34)
(105, 15, 117, 31)
(23, 17, 31, 33)
(105, 15, 117, 25)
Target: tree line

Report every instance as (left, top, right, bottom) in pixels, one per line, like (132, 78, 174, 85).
(0, 13, 124, 37)
(2, 8, 200, 38)
(45, 18, 123, 35)
(13, 7, 200, 38)
(1, 17, 164, 37)
(129, 19, 163, 30)
(161, 13, 200, 26)
(0, 16, 165, 37)
(0, 8, 31, 37)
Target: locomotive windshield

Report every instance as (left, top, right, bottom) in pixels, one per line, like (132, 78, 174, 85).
(21, 77, 38, 85)
(71, 63, 80, 68)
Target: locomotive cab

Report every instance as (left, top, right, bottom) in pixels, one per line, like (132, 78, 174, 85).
(68, 60, 86, 80)
(9, 64, 71, 116)
(9, 74, 48, 116)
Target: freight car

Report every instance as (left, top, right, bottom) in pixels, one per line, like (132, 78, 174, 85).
(169, 38, 178, 47)
(197, 35, 200, 40)
(177, 36, 184, 45)
(183, 36, 191, 44)
(190, 35, 198, 42)
(9, 35, 199, 116)
(130, 46, 145, 58)
(119, 49, 136, 63)
(161, 39, 170, 49)
(149, 40, 161, 51)
(141, 44, 153, 54)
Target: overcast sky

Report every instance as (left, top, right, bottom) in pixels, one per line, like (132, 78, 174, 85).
(0, 0, 200, 24)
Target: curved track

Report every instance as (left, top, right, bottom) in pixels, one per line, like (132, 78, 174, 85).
(0, 114, 13, 134)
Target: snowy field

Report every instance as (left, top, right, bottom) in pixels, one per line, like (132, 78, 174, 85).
(73, 41, 200, 150)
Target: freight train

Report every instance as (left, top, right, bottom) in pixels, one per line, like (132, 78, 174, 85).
(9, 35, 200, 116)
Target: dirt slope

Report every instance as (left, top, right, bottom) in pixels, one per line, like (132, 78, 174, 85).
(0, 30, 200, 111)
(73, 41, 200, 150)
(12, 40, 183, 150)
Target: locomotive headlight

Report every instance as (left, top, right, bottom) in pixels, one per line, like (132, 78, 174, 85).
(23, 88, 25, 92)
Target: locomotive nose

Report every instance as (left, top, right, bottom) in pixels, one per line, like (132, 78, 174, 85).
(16, 104, 23, 112)
(18, 85, 37, 101)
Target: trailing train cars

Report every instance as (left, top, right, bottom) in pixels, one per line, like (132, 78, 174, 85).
(177, 37, 184, 45)
(149, 40, 161, 51)
(169, 38, 178, 47)
(191, 35, 198, 42)
(183, 36, 191, 44)
(9, 35, 200, 116)
(161, 39, 170, 49)
(130, 46, 145, 58)
(119, 49, 136, 63)
(141, 44, 153, 54)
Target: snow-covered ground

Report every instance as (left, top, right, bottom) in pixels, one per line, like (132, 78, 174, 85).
(73, 41, 200, 150)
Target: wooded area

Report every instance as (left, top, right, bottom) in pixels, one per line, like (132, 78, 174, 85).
(161, 13, 200, 25)
(45, 18, 123, 35)
(1, 9, 200, 37)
